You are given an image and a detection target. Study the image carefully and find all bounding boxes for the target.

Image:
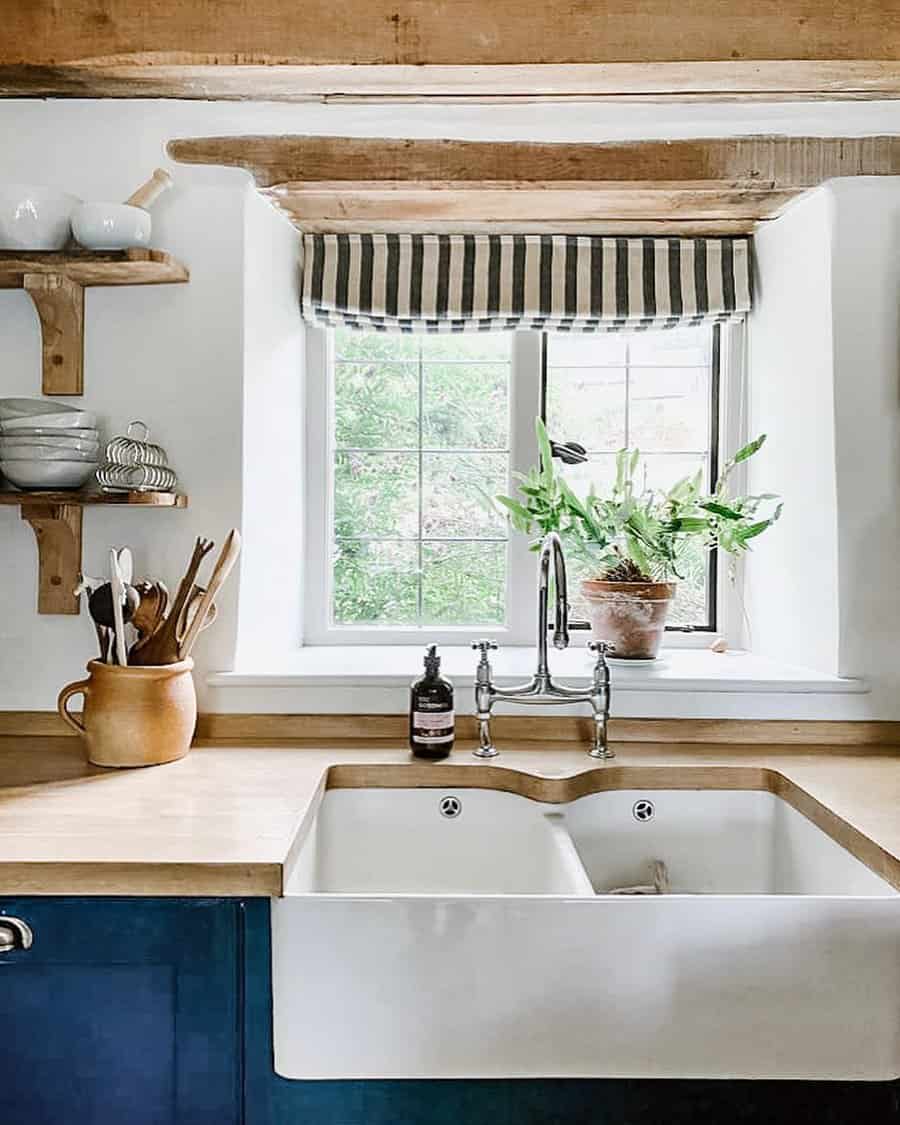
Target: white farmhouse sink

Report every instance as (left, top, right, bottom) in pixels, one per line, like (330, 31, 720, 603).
(272, 784, 900, 1081)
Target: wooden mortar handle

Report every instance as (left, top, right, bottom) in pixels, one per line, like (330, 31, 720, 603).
(57, 677, 90, 734)
(125, 168, 173, 210)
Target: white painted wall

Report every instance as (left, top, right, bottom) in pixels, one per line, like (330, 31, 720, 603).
(0, 98, 898, 716)
(829, 179, 900, 714)
(748, 177, 900, 717)
(745, 189, 841, 675)
(237, 191, 305, 665)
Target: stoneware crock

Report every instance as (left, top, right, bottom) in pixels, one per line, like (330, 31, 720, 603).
(57, 658, 196, 768)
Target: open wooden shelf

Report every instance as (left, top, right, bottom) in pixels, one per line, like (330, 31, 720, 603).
(0, 248, 189, 396)
(0, 489, 188, 615)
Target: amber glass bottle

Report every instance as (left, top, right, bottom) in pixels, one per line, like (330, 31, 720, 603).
(409, 645, 454, 759)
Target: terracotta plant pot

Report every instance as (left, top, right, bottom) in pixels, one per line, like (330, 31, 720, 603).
(57, 659, 197, 768)
(580, 579, 677, 660)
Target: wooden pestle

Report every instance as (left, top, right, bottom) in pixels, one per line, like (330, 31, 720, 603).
(125, 168, 173, 210)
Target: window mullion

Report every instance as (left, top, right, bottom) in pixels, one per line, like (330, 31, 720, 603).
(507, 331, 543, 646)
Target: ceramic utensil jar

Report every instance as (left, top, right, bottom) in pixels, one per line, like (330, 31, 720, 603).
(57, 659, 196, 768)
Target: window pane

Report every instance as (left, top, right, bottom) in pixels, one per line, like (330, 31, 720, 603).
(547, 334, 626, 366)
(629, 367, 710, 452)
(335, 327, 418, 361)
(334, 362, 419, 448)
(423, 363, 508, 449)
(332, 540, 419, 625)
(334, 451, 418, 538)
(422, 542, 506, 626)
(628, 325, 711, 366)
(423, 453, 507, 538)
(545, 368, 626, 451)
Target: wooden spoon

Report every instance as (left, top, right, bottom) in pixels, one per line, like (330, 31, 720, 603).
(131, 580, 169, 641)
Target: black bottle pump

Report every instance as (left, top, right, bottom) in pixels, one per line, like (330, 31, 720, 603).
(409, 644, 454, 760)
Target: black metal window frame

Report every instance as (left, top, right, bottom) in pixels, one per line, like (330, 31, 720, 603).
(539, 324, 721, 633)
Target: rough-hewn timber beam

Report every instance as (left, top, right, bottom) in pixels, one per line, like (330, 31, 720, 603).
(167, 135, 900, 231)
(1, 1, 899, 100)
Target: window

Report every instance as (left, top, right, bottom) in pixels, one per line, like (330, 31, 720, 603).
(305, 324, 733, 645)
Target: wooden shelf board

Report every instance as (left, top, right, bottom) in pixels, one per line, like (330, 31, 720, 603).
(0, 248, 189, 289)
(0, 489, 187, 508)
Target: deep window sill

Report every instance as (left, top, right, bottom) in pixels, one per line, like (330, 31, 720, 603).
(207, 646, 867, 721)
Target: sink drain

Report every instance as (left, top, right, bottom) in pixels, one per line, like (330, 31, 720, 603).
(439, 795, 462, 819)
(632, 799, 655, 822)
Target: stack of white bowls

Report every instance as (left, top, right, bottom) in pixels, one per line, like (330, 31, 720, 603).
(0, 399, 100, 490)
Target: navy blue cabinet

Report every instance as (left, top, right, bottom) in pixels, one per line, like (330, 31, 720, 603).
(0, 898, 241, 1125)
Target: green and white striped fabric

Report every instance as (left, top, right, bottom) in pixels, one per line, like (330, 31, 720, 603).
(301, 233, 752, 333)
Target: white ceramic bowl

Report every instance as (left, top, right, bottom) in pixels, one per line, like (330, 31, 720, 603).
(0, 425, 99, 440)
(71, 203, 151, 251)
(0, 398, 85, 422)
(0, 186, 81, 250)
(0, 443, 99, 463)
(1, 459, 97, 490)
(2, 410, 97, 431)
(0, 433, 100, 454)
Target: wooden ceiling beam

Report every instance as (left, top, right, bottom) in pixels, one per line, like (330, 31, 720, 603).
(1, 1, 899, 100)
(168, 134, 900, 232)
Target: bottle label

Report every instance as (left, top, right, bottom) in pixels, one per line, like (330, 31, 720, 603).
(412, 710, 454, 743)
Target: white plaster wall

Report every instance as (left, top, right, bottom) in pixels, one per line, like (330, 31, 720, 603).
(745, 189, 841, 676)
(237, 190, 305, 665)
(0, 98, 898, 714)
(828, 178, 900, 714)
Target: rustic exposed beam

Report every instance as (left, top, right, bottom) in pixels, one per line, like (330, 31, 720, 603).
(1, 1, 899, 100)
(168, 135, 900, 232)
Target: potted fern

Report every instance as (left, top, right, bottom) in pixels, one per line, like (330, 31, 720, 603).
(496, 419, 782, 660)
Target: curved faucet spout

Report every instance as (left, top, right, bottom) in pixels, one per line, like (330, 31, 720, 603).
(537, 531, 570, 675)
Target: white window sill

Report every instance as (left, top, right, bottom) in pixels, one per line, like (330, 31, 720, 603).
(207, 647, 868, 721)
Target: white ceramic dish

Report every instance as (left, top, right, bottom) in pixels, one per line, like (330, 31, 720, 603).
(0, 398, 84, 422)
(0, 433, 99, 454)
(71, 202, 151, 251)
(0, 425, 99, 441)
(0, 186, 81, 250)
(0, 445, 99, 463)
(2, 410, 97, 431)
(0, 459, 97, 489)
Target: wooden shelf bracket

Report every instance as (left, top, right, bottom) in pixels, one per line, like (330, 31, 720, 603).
(21, 502, 83, 615)
(23, 273, 85, 396)
(0, 249, 189, 397)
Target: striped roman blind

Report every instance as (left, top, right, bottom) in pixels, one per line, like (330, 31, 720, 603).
(301, 233, 751, 333)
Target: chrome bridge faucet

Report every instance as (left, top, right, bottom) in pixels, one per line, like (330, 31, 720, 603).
(471, 531, 615, 760)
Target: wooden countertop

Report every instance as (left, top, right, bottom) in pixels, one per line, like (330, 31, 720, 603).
(1, 737, 899, 896)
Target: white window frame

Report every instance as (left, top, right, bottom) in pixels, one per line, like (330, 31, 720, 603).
(303, 323, 746, 648)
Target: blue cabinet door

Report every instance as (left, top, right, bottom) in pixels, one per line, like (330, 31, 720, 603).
(0, 897, 241, 1125)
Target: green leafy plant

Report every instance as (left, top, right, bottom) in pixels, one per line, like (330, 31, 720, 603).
(495, 419, 782, 582)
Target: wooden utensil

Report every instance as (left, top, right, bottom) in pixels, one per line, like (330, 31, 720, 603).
(109, 548, 129, 666)
(130, 538, 214, 666)
(177, 529, 241, 660)
(131, 580, 169, 641)
(124, 168, 173, 210)
(175, 585, 219, 647)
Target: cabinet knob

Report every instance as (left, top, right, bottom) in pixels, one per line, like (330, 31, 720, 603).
(0, 917, 33, 952)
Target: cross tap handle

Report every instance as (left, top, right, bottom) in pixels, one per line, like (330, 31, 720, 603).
(471, 639, 499, 654)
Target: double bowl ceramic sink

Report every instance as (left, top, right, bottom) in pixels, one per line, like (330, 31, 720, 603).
(272, 771, 900, 1081)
